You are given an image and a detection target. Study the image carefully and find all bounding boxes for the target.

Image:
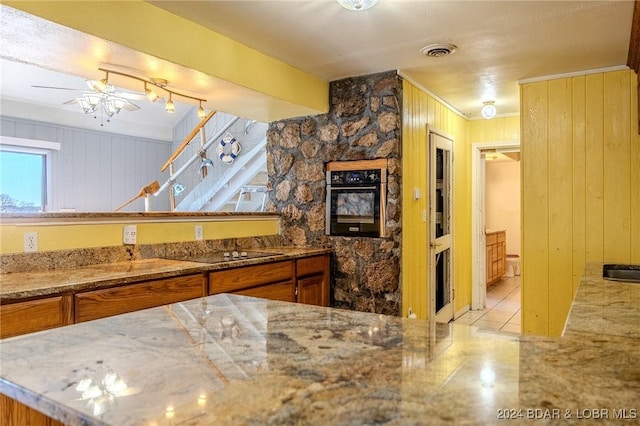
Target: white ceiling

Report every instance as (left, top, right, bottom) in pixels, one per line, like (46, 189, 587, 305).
(0, 0, 635, 138)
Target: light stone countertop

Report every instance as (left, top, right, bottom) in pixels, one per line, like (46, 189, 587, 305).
(0, 264, 638, 425)
(0, 247, 331, 302)
(563, 262, 640, 339)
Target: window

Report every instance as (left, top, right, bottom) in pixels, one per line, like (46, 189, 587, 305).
(0, 149, 47, 212)
(0, 136, 59, 213)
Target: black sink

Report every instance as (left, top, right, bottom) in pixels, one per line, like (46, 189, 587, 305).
(603, 264, 640, 283)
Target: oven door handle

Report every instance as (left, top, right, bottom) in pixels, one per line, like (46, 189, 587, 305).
(330, 186, 378, 191)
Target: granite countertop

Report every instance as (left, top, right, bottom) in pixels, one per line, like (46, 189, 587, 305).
(564, 262, 640, 339)
(0, 247, 331, 302)
(0, 263, 639, 425)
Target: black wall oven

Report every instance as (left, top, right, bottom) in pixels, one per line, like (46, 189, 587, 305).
(325, 159, 387, 238)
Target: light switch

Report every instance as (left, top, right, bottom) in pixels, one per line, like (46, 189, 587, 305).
(413, 187, 422, 200)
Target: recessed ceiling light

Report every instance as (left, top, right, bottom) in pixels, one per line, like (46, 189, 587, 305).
(420, 44, 458, 58)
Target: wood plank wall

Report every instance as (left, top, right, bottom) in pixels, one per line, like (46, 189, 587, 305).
(401, 80, 470, 320)
(0, 117, 171, 212)
(521, 69, 640, 336)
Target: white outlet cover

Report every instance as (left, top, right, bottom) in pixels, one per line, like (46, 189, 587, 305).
(24, 232, 38, 252)
(195, 225, 204, 241)
(123, 225, 137, 245)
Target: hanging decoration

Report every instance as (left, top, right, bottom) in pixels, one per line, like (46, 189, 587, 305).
(217, 132, 241, 164)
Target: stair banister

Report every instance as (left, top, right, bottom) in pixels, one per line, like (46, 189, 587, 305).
(155, 115, 241, 197)
(161, 110, 216, 172)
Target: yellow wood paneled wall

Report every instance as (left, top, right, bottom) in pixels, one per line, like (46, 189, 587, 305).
(521, 69, 640, 336)
(468, 116, 520, 143)
(401, 80, 470, 319)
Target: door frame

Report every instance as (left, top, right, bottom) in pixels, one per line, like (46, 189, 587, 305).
(428, 127, 455, 322)
(471, 141, 520, 310)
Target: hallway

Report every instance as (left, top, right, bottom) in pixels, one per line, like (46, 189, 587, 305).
(453, 276, 521, 334)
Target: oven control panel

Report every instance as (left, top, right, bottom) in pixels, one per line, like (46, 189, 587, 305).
(327, 169, 386, 185)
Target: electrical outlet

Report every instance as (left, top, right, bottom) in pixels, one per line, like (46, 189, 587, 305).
(123, 225, 137, 245)
(24, 232, 38, 252)
(195, 225, 204, 241)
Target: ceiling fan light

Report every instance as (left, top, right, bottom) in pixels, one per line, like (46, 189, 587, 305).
(104, 101, 116, 117)
(78, 98, 93, 113)
(337, 0, 378, 11)
(481, 101, 497, 119)
(86, 94, 101, 107)
(165, 94, 175, 113)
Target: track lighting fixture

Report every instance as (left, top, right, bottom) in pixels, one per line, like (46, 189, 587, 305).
(144, 82, 159, 102)
(165, 93, 175, 113)
(91, 71, 109, 93)
(197, 101, 206, 119)
(94, 68, 207, 118)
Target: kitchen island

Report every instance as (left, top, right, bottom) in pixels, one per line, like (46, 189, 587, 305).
(1, 264, 639, 425)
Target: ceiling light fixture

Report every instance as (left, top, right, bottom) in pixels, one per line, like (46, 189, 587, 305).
(337, 0, 379, 11)
(91, 71, 109, 93)
(197, 100, 206, 119)
(481, 101, 497, 119)
(96, 68, 207, 118)
(144, 82, 159, 103)
(165, 93, 175, 113)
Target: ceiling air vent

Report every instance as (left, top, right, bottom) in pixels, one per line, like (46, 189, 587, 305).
(420, 44, 458, 58)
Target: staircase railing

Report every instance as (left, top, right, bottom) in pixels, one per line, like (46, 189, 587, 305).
(154, 115, 241, 209)
(175, 137, 267, 212)
(160, 110, 215, 172)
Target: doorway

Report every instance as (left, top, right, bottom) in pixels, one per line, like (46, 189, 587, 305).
(429, 128, 454, 323)
(471, 141, 521, 312)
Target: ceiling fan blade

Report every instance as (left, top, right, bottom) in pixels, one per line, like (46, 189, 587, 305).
(62, 98, 81, 105)
(32, 85, 81, 91)
(122, 101, 141, 111)
(116, 92, 147, 101)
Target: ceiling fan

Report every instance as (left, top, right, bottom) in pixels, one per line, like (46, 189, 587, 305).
(32, 79, 144, 120)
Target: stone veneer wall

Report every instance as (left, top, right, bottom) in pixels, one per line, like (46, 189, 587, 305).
(266, 71, 402, 315)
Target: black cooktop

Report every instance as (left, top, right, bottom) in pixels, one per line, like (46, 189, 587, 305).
(165, 250, 281, 264)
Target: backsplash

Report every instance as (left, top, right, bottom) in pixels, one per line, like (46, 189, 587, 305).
(266, 70, 402, 315)
(0, 235, 280, 274)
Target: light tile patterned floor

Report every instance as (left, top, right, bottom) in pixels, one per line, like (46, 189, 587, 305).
(453, 276, 521, 334)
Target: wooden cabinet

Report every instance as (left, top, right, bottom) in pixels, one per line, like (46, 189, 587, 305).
(2, 253, 331, 339)
(1, 394, 64, 426)
(209, 255, 331, 307)
(209, 260, 294, 299)
(296, 254, 330, 307)
(75, 274, 205, 323)
(0, 295, 73, 339)
(486, 230, 506, 286)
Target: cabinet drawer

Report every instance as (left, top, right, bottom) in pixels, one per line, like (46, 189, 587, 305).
(486, 233, 497, 245)
(75, 274, 204, 323)
(209, 260, 293, 294)
(497, 231, 506, 242)
(1, 295, 72, 338)
(296, 254, 330, 277)
(233, 281, 295, 303)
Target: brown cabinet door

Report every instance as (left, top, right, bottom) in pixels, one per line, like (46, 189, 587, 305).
(296, 255, 330, 307)
(209, 261, 293, 294)
(0, 295, 72, 339)
(233, 281, 295, 302)
(297, 275, 327, 307)
(75, 274, 204, 323)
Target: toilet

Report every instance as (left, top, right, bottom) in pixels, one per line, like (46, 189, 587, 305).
(505, 254, 521, 277)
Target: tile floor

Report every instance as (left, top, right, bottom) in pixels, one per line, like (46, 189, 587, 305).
(453, 275, 521, 334)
